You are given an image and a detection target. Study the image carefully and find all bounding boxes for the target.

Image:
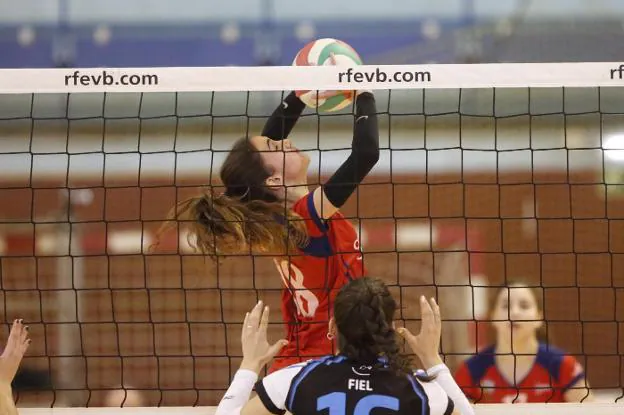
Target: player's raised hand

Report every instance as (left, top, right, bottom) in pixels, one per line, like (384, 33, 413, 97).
(239, 301, 288, 374)
(397, 296, 443, 370)
(0, 319, 31, 386)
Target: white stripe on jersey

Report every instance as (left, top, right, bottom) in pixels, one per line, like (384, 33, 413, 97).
(261, 362, 308, 411)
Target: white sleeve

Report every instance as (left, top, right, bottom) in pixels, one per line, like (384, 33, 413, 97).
(415, 375, 455, 415)
(214, 369, 258, 415)
(427, 364, 475, 415)
(255, 363, 307, 414)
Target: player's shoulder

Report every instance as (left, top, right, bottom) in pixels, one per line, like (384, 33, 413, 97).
(257, 358, 340, 415)
(288, 355, 347, 376)
(536, 342, 568, 358)
(460, 344, 497, 381)
(292, 191, 346, 222)
(535, 343, 580, 376)
(291, 192, 330, 235)
(535, 343, 571, 366)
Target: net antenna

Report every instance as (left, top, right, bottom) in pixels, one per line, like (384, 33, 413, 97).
(57, 189, 93, 404)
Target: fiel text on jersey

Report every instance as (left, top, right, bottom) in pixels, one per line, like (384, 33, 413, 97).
(347, 378, 373, 391)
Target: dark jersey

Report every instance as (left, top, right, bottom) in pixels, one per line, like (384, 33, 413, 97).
(256, 355, 454, 415)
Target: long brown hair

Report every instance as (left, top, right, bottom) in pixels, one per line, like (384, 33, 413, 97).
(334, 277, 414, 375)
(154, 137, 308, 259)
(487, 279, 549, 344)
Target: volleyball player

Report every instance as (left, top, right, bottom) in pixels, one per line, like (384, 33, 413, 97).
(0, 320, 31, 415)
(454, 281, 593, 403)
(215, 277, 475, 415)
(160, 88, 379, 372)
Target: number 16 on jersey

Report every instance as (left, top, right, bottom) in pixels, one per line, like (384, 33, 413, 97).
(317, 392, 399, 414)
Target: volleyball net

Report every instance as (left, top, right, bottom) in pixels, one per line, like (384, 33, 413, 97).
(0, 63, 622, 414)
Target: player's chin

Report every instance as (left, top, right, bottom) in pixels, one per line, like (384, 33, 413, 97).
(294, 153, 310, 174)
(510, 323, 536, 338)
(298, 151, 310, 165)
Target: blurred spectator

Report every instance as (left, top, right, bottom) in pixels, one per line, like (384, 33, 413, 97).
(454, 280, 593, 403)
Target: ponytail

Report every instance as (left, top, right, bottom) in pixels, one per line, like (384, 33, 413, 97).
(335, 278, 413, 375)
(153, 191, 308, 260)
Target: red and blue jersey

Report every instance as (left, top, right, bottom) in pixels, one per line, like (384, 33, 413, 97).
(270, 192, 365, 372)
(454, 343, 585, 403)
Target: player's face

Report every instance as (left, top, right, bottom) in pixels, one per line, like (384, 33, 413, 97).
(250, 136, 310, 187)
(491, 286, 543, 343)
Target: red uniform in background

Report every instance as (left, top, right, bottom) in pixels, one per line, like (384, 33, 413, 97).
(454, 344, 585, 403)
(269, 192, 365, 372)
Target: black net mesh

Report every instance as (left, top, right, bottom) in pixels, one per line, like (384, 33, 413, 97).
(0, 86, 622, 407)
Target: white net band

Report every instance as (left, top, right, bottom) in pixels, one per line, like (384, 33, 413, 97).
(0, 62, 624, 93)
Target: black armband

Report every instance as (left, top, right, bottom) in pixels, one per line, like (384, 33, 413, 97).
(261, 91, 306, 140)
(444, 396, 455, 415)
(323, 92, 380, 208)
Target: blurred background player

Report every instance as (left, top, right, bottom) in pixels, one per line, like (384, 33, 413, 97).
(0, 320, 31, 415)
(159, 86, 379, 372)
(214, 277, 474, 415)
(454, 281, 592, 403)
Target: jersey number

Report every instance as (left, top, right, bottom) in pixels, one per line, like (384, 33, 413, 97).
(317, 392, 399, 414)
(275, 260, 319, 318)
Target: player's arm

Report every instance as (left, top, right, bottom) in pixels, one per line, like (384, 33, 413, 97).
(241, 397, 274, 415)
(559, 355, 593, 402)
(416, 376, 457, 415)
(223, 359, 304, 415)
(261, 92, 307, 141)
(564, 379, 593, 403)
(214, 301, 288, 415)
(313, 91, 379, 219)
(452, 362, 479, 403)
(398, 297, 475, 415)
(0, 386, 18, 415)
(0, 320, 31, 415)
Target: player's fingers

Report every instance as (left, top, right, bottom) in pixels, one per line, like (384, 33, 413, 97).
(430, 297, 441, 326)
(264, 339, 289, 361)
(242, 312, 250, 339)
(396, 327, 415, 342)
(420, 296, 434, 323)
(6, 319, 21, 348)
(14, 333, 29, 358)
(247, 300, 263, 330)
(18, 325, 28, 350)
(259, 305, 270, 335)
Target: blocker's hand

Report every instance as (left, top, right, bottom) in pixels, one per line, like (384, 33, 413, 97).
(239, 301, 288, 374)
(0, 319, 30, 386)
(397, 296, 443, 370)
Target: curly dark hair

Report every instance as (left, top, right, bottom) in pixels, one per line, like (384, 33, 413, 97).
(333, 277, 413, 375)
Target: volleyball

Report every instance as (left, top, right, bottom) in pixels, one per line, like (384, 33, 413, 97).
(292, 38, 362, 112)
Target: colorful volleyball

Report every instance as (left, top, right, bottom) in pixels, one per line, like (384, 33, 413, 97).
(292, 38, 362, 112)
